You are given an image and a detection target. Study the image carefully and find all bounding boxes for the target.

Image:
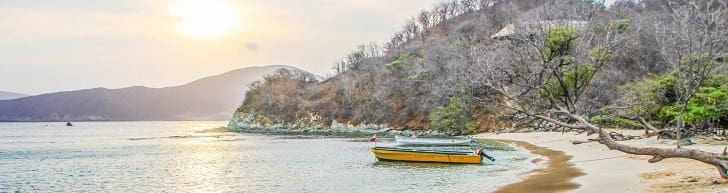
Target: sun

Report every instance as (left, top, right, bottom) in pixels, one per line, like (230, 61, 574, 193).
(168, 0, 239, 38)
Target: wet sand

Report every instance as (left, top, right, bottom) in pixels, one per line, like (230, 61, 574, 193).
(493, 139, 585, 193)
(479, 131, 728, 193)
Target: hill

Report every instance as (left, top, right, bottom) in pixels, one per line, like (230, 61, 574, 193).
(0, 91, 28, 100)
(0, 65, 317, 121)
(229, 0, 728, 135)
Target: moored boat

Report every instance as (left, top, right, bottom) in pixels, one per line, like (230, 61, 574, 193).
(394, 135, 473, 146)
(370, 146, 495, 164)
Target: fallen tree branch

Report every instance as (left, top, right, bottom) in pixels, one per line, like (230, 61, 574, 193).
(522, 111, 589, 130)
(634, 116, 661, 132)
(565, 114, 728, 178)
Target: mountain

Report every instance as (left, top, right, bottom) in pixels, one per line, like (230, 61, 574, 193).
(0, 65, 318, 121)
(0, 91, 28, 100)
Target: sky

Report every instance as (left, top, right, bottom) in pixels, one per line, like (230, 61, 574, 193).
(0, 0, 442, 95)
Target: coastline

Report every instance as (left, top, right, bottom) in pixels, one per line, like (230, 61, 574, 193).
(478, 131, 728, 193)
(492, 139, 585, 193)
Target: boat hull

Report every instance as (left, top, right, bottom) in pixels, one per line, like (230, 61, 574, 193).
(370, 148, 482, 164)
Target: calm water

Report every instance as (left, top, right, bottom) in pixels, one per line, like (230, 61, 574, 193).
(0, 122, 536, 193)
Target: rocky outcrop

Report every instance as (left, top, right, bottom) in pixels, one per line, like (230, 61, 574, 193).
(227, 111, 461, 136)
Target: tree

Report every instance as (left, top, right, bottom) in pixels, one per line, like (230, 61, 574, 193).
(653, 0, 728, 148)
(429, 96, 477, 133)
(436, 2, 451, 30)
(486, 0, 728, 178)
(461, 0, 476, 12)
(659, 76, 728, 130)
(403, 18, 419, 41)
(679, 86, 728, 126)
(417, 10, 431, 39)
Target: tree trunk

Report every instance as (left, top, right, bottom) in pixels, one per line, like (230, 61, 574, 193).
(634, 116, 660, 137)
(677, 114, 683, 149)
(676, 104, 688, 149)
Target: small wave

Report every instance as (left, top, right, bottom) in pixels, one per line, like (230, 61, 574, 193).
(0, 135, 25, 138)
(168, 134, 234, 139)
(220, 138, 247, 142)
(128, 137, 159, 140)
(128, 134, 235, 141)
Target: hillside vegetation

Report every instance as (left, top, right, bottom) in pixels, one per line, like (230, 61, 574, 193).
(232, 0, 728, 135)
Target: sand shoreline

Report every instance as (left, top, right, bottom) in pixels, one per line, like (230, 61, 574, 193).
(492, 139, 585, 193)
(478, 131, 728, 193)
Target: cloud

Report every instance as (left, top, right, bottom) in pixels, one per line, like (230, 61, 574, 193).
(244, 42, 259, 51)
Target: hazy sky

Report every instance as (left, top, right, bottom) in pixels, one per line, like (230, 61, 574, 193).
(1, 0, 443, 94)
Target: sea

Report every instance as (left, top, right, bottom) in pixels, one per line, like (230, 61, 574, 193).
(0, 121, 537, 193)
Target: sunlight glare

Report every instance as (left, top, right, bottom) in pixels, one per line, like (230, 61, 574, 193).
(168, 0, 240, 38)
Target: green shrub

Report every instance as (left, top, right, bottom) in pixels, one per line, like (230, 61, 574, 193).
(429, 96, 477, 133)
(385, 53, 412, 69)
(610, 19, 630, 32)
(543, 26, 578, 61)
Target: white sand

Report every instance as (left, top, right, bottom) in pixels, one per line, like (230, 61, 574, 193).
(476, 130, 728, 193)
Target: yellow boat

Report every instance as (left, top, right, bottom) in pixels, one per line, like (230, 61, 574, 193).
(370, 147, 494, 164)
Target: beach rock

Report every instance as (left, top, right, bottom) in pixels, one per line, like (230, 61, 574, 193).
(227, 111, 459, 136)
(712, 135, 726, 141)
(680, 138, 695, 146)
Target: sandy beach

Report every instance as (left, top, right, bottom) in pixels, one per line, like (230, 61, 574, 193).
(477, 130, 728, 193)
(493, 139, 584, 193)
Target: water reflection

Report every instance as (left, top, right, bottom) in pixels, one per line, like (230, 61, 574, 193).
(0, 122, 536, 193)
(371, 160, 472, 169)
(167, 133, 253, 192)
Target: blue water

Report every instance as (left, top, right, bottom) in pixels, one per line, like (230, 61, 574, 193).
(0, 122, 535, 192)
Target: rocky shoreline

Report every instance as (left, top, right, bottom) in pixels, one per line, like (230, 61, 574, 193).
(224, 112, 463, 136)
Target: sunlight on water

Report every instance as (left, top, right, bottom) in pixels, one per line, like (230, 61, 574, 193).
(0, 122, 535, 192)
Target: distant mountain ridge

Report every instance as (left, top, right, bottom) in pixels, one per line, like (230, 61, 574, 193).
(0, 91, 28, 100)
(0, 65, 317, 121)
